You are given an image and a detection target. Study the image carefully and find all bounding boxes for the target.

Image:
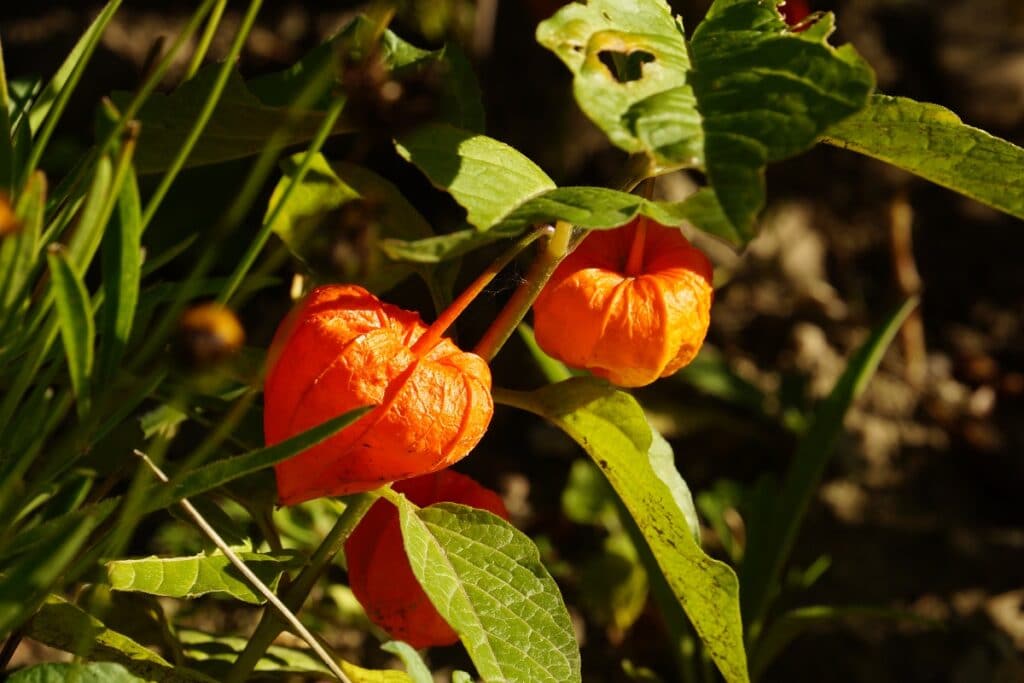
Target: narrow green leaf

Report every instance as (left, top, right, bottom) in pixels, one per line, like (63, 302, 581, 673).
(66, 154, 114, 271)
(140, 405, 374, 514)
(496, 378, 749, 683)
(0, 507, 99, 636)
(740, 298, 918, 630)
(0, 171, 45, 322)
(398, 501, 582, 683)
(0, 38, 14, 192)
(750, 605, 934, 680)
(824, 95, 1024, 222)
(46, 246, 95, 417)
(22, 595, 215, 683)
(98, 169, 141, 383)
(395, 124, 556, 231)
(106, 550, 302, 604)
(27, 1, 122, 134)
(381, 641, 433, 683)
(7, 663, 145, 683)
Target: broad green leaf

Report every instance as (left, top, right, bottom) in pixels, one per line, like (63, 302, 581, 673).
(7, 663, 144, 683)
(140, 405, 374, 515)
(118, 67, 345, 175)
(538, 0, 875, 243)
(380, 185, 740, 263)
(536, 0, 695, 159)
(46, 247, 95, 417)
(398, 501, 581, 683)
(23, 595, 215, 682)
(98, 169, 141, 384)
(106, 550, 301, 604)
(266, 154, 431, 292)
(823, 95, 1024, 222)
(750, 605, 934, 680)
(395, 124, 556, 231)
(251, 15, 484, 132)
(647, 427, 700, 544)
(740, 298, 918, 630)
(495, 378, 748, 683)
(381, 641, 433, 683)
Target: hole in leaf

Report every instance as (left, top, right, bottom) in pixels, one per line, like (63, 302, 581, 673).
(598, 50, 655, 83)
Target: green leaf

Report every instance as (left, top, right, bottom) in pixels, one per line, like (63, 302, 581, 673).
(46, 247, 95, 417)
(7, 663, 144, 683)
(140, 405, 374, 515)
(823, 95, 1024, 222)
(381, 641, 433, 683)
(106, 550, 302, 604)
(398, 501, 581, 683)
(395, 124, 556, 231)
(26, 0, 122, 134)
(495, 378, 749, 683)
(0, 507, 100, 635)
(0, 171, 45, 323)
(98, 169, 142, 384)
(579, 533, 649, 632)
(66, 153, 113, 271)
(536, 0, 695, 159)
(538, 0, 875, 243)
(267, 154, 431, 292)
(750, 605, 934, 679)
(118, 67, 346, 175)
(22, 594, 215, 682)
(739, 298, 918, 630)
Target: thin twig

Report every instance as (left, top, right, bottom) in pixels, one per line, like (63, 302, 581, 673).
(132, 449, 351, 683)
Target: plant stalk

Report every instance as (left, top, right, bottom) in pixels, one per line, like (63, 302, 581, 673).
(225, 492, 378, 683)
(473, 220, 573, 362)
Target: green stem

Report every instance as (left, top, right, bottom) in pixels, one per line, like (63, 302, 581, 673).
(219, 94, 345, 305)
(183, 0, 229, 81)
(225, 492, 378, 683)
(473, 220, 573, 362)
(139, 0, 263, 234)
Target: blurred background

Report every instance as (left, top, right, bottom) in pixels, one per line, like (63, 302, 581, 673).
(2, 1, 1023, 681)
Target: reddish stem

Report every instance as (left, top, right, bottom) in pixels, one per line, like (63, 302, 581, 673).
(410, 226, 551, 357)
(624, 216, 648, 276)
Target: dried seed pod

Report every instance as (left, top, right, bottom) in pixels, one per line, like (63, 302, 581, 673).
(0, 193, 20, 236)
(264, 285, 492, 505)
(533, 216, 713, 387)
(177, 302, 246, 368)
(345, 470, 509, 648)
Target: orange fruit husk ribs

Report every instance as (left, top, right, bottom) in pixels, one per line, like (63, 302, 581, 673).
(533, 216, 713, 388)
(264, 285, 493, 505)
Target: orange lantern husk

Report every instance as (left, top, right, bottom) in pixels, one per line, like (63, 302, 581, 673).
(264, 285, 493, 505)
(533, 216, 713, 387)
(345, 470, 510, 648)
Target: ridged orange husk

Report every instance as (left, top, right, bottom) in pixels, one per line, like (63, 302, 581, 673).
(345, 470, 509, 648)
(264, 285, 493, 505)
(533, 217, 713, 387)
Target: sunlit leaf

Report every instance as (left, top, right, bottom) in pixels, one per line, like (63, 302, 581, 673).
(7, 663, 144, 683)
(496, 379, 748, 683)
(46, 247, 94, 417)
(106, 550, 302, 604)
(398, 501, 582, 683)
(824, 95, 1024, 222)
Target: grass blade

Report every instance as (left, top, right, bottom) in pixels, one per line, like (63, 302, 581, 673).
(98, 169, 142, 383)
(46, 246, 95, 418)
(740, 298, 919, 632)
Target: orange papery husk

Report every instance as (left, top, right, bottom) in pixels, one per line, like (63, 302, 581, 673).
(533, 217, 713, 388)
(264, 285, 493, 505)
(345, 469, 510, 648)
